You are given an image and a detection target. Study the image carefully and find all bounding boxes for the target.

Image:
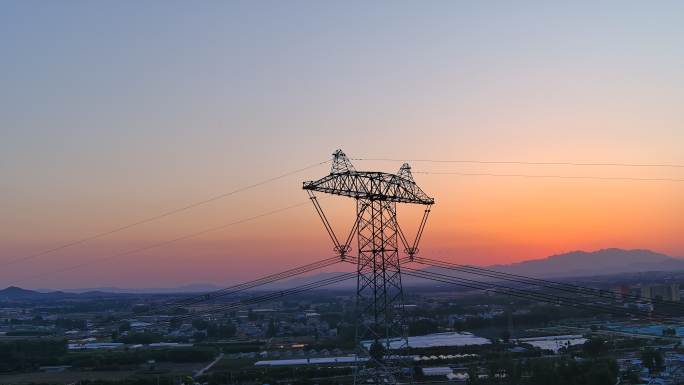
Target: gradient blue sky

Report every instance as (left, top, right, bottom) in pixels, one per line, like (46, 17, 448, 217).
(2, 1, 683, 288)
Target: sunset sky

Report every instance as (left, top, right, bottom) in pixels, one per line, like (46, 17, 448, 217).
(2, 1, 683, 289)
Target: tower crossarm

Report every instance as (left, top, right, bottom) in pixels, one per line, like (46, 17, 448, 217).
(303, 171, 434, 205)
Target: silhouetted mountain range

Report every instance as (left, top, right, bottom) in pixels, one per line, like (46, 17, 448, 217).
(488, 248, 684, 278)
(0, 286, 38, 298)
(3, 248, 682, 296)
(47, 284, 223, 294)
(0, 286, 72, 300)
(260, 248, 684, 289)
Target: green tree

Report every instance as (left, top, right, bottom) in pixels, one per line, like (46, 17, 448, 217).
(582, 337, 607, 357)
(192, 319, 209, 331)
(641, 348, 663, 373)
(169, 317, 183, 329)
(118, 321, 131, 332)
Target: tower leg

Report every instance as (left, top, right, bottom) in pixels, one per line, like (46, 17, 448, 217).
(354, 199, 411, 384)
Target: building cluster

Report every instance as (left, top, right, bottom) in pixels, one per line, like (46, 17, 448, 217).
(616, 283, 681, 302)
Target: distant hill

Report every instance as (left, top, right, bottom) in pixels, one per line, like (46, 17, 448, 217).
(2, 284, 224, 299)
(257, 271, 356, 290)
(55, 283, 223, 294)
(0, 286, 73, 300)
(0, 286, 41, 298)
(488, 248, 684, 278)
(8, 248, 682, 295)
(273, 248, 684, 288)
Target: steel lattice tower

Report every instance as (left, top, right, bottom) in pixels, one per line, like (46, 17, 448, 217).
(304, 150, 434, 384)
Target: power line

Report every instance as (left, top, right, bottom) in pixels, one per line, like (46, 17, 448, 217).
(95, 273, 354, 330)
(353, 158, 684, 169)
(401, 267, 675, 318)
(152, 256, 406, 323)
(140, 256, 344, 316)
(93, 256, 351, 329)
(174, 256, 411, 322)
(147, 257, 670, 326)
(160, 254, 679, 322)
(414, 256, 684, 310)
(413, 171, 684, 183)
(119, 253, 673, 334)
(6, 155, 678, 272)
(402, 269, 636, 317)
(353, 256, 670, 317)
(2, 159, 330, 268)
(407, 260, 681, 318)
(171, 272, 357, 322)
(9, 200, 316, 285)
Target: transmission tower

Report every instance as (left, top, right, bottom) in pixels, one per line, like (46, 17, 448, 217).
(304, 150, 434, 384)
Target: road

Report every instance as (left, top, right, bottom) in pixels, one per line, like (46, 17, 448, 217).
(193, 353, 224, 379)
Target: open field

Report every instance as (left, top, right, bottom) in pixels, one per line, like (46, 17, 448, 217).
(0, 362, 207, 385)
(0, 370, 134, 385)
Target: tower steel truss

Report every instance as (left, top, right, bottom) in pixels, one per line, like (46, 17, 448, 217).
(303, 150, 434, 384)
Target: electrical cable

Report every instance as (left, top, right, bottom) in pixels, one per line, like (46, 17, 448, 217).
(414, 256, 684, 311)
(352, 158, 684, 169)
(9, 200, 317, 285)
(165, 256, 413, 321)
(412, 171, 684, 183)
(170, 272, 357, 322)
(140, 256, 344, 316)
(2, 159, 331, 268)
(402, 268, 640, 317)
(401, 266, 677, 318)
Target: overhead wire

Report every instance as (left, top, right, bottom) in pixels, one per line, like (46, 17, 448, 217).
(352, 158, 684, 169)
(401, 268, 644, 318)
(412, 171, 684, 183)
(9, 153, 681, 319)
(127, 254, 677, 330)
(164, 256, 412, 322)
(8, 154, 680, 286)
(10, 200, 319, 285)
(7, 154, 680, 274)
(167, 260, 675, 328)
(139, 255, 344, 316)
(401, 265, 677, 318)
(2, 159, 331, 268)
(414, 256, 684, 311)
(340, 255, 669, 319)
(169, 272, 358, 322)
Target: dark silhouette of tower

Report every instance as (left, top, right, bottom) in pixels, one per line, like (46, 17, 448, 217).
(304, 150, 433, 384)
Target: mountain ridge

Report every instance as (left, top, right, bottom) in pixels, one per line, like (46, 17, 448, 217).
(488, 248, 683, 277)
(257, 248, 684, 289)
(3, 248, 682, 296)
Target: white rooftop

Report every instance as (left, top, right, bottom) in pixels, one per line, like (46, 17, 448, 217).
(363, 332, 490, 350)
(255, 356, 364, 366)
(422, 366, 454, 376)
(517, 335, 587, 353)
